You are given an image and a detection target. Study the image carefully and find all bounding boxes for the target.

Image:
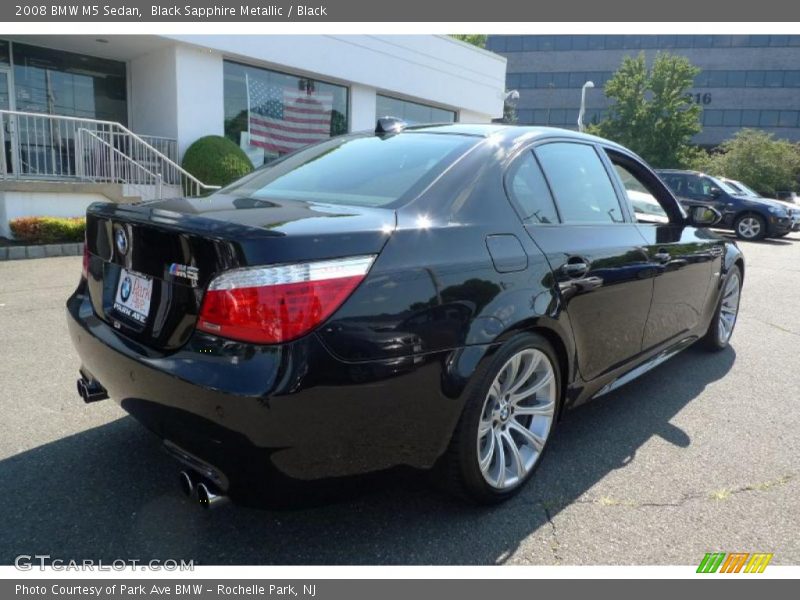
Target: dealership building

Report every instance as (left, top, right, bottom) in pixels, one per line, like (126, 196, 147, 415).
(0, 35, 506, 237)
(487, 34, 800, 146)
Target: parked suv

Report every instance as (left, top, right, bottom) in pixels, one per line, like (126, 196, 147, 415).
(656, 169, 795, 240)
(720, 178, 800, 237)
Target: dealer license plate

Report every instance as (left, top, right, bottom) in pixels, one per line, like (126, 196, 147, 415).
(113, 269, 153, 324)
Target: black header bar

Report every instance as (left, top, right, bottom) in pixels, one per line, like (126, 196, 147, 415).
(2, 0, 800, 22)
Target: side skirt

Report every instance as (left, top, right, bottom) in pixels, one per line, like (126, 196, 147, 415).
(591, 336, 697, 399)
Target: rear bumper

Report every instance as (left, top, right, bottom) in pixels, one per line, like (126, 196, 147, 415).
(67, 288, 484, 486)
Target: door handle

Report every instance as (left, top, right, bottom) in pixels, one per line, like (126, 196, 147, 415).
(561, 261, 589, 278)
(653, 249, 671, 263)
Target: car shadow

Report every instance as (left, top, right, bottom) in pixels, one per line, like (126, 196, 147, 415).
(0, 345, 735, 565)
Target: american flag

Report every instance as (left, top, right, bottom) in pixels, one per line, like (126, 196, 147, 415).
(247, 77, 333, 154)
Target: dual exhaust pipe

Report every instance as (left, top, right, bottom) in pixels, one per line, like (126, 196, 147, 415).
(76, 376, 108, 403)
(76, 374, 227, 509)
(179, 470, 229, 509)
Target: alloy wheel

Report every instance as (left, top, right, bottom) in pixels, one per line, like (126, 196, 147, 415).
(476, 348, 556, 490)
(737, 217, 761, 239)
(718, 271, 741, 345)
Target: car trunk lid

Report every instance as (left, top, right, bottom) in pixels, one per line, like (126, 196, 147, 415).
(84, 194, 395, 351)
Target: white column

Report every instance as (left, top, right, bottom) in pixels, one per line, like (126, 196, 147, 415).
(349, 84, 377, 133)
(129, 45, 179, 140)
(174, 45, 225, 159)
(130, 44, 225, 160)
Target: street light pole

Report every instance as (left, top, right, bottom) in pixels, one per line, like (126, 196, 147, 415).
(578, 81, 595, 132)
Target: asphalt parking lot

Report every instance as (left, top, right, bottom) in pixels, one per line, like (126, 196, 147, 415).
(1, 231, 799, 566)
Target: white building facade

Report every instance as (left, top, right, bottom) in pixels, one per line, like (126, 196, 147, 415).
(0, 35, 507, 236)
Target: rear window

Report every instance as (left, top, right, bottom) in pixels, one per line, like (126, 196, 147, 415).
(220, 133, 477, 207)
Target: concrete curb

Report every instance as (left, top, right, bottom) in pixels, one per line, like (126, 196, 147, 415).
(0, 242, 84, 261)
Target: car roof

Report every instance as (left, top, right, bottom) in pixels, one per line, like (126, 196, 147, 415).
(401, 123, 628, 150)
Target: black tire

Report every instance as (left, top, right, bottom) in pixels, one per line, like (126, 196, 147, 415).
(438, 333, 561, 504)
(734, 213, 767, 241)
(700, 265, 742, 352)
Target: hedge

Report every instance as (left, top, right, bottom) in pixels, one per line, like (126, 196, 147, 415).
(181, 135, 254, 189)
(9, 216, 86, 244)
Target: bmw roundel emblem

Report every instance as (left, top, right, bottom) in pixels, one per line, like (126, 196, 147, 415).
(115, 227, 129, 256)
(120, 276, 132, 301)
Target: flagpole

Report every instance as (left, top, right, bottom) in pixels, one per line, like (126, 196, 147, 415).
(245, 72, 251, 140)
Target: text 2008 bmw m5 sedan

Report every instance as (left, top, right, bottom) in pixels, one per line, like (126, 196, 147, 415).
(67, 121, 743, 506)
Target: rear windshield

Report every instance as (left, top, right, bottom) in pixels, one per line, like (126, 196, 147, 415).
(220, 133, 477, 207)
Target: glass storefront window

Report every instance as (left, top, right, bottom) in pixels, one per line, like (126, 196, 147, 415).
(376, 95, 456, 125)
(11, 42, 127, 123)
(223, 60, 348, 167)
(0, 70, 9, 110)
(0, 40, 9, 65)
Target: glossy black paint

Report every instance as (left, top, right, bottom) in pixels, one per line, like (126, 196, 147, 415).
(67, 125, 744, 491)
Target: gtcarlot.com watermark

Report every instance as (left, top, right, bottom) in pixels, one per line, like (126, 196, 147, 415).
(15, 555, 194, 572)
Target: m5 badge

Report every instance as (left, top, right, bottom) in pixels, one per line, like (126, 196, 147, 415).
(169, 263, 199, 286)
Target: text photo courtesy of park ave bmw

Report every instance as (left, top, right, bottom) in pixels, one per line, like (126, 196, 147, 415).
(1, 0, 799, 591)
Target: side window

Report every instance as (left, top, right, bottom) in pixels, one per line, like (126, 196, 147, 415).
(535, 142, 624, 224)
(685, 175, 709, 198)
(661, 174, 686, 197)
(611, 162, 669, 223)
(699, 176, 721, 197)
(506, 151, 560, 224)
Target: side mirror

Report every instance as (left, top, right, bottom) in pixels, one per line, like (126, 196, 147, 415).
(687, 205, 722, 227)
(709, 187, 722, 199)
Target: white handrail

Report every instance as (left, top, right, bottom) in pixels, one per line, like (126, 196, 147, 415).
(111, 119, 217, 193)
(0, 109, 220, 199)
(77, 129, 159, 179)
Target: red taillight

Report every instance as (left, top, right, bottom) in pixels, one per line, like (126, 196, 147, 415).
(197, 255, 376, 344)
(81, 239, 90, 280)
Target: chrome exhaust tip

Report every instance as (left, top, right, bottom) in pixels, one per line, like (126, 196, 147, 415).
(179, 470, 197, 498)
(197, 481, 229, 510)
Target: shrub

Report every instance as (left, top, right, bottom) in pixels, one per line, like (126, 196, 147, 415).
(688, 129, 800, 197)
(9, 216, 86, 244)
(181, 135, 254, 189)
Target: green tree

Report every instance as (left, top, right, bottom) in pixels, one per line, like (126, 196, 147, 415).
(589, 52, 702, 168)
(450, 34, 487, 49)
(500, 98, 518, 124)
(690, 129, 800, 196)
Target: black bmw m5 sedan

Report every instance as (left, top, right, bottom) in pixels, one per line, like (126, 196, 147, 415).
(67, 122, 744, 506)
